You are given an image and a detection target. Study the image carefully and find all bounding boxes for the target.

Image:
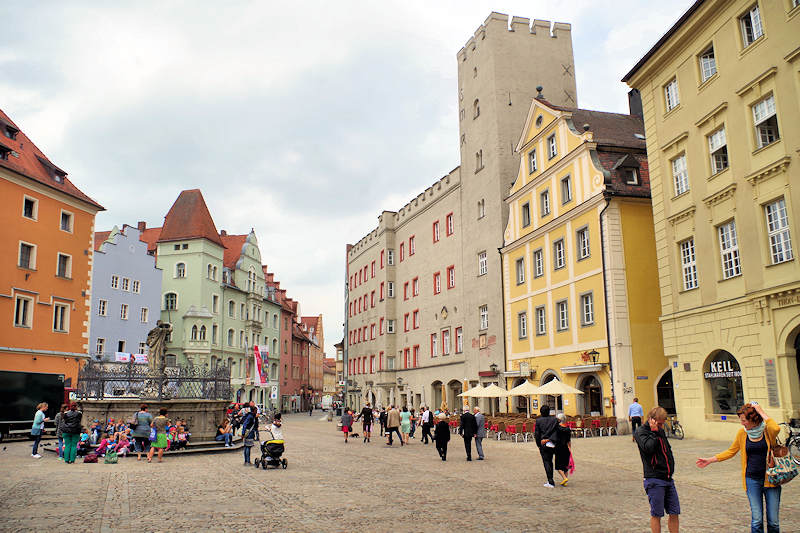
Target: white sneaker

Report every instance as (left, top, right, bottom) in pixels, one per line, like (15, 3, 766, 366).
(32, 454, 42, 458)
(543, 482, 554, 488)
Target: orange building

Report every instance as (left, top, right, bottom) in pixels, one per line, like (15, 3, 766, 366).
(0, 109, 104, 393)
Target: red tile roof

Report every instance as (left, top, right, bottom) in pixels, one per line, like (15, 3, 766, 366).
(94, 231, 112, 251)
(157, 189, 224, 247)
(0, 108, 103, 210)
(221, 234, 247, 269)
(569, 108, 645, 150)
(139, 227, 163, 254)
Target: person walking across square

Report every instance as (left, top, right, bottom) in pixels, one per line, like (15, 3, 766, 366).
(534, 404, 559, 488)
(629, 398, 644, 442)
(385, 405, 403, 446)
(459, 407, 478, 461)
(635, 406, 680, 533)
(420, 407, 432, 444)
(473, 407, 486, 460)
(434, 412, 450, 461)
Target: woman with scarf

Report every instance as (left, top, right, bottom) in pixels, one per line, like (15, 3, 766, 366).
(241, 405, 259, 465)
(696, 402, 782, 533)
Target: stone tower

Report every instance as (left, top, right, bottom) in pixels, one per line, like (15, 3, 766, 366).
(456, 13, 576, 380)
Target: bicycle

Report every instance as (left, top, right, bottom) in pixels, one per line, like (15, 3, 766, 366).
(664, 416, 684, 440)
(779, 422, 800, 465)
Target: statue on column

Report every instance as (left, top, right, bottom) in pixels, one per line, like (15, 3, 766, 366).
(146, 320, 173, 372)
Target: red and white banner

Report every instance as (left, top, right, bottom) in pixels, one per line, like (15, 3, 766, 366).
(253, 345, 268, 387)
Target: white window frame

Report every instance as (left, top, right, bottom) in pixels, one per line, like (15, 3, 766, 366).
(433, 221, 440, 242)
(553, 239, 565, 270)
(577, 227, 590, 260)
(718, 220, 742, 279)
(56, 253, 72, 279)
(479, 305, 488, 331)
(121, 277, 130, 291)
(764, 198, 793, 264)
(672, 154, 689, 196)
(556, 300, 569, 331)
(541, 190, 550, 216)
(518, 312, 528, 339)
(432, 333, 439, 357)
(533, 249, 544, 278)
(413, 277, 419, 296)
(455, 327, 463, 353)
(680, 239, 698, 290)
(18, 241, 37, 270)
(752, 94, 779, 148)
(665, 78, 680, 111)
(22, 195, 38, 220)
(535, 306, 546, 336)
(164, 292, 178, 311)
(478, 251, 488, 276)
(111, 275, 119, 289)
(740, 4, 763, 47)
(140, 307, 149, 323)
(387, 319, 395, 334)
(387, 281, 395, 298)
(387, 249, 395, 265)
(708, 127, 728, 174)
(699, 45, 716, 82)
(96, 338, 105, 355)
(59, 209, 74, 233)
(515, 257, 525, 285)
(521, 202, 531, 227)
(14, 295, 34, 328)
(120, 303, 129, 320)
(580, 292, 594, 326)
(98, 299, 107, 316)
(561, 176, 572, 204)
(132, 280, 140, 293)
(442, 329, 451, 355)
(446, 213, 454, 235)
(547, 134, 557, 159)
(175, 262, 186, 278)
(528, 149, 537, 173)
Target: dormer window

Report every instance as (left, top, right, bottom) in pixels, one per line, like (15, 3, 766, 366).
(612, 154, 641, 185)
(624, 169, 639, 185)
(3, 124, 18, 140)
(0, 144, 10, 161)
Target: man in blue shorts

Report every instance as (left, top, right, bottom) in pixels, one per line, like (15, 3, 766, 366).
(634, 406, 680, 533)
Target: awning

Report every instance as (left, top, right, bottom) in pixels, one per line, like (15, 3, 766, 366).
(561, 364, 604, 374)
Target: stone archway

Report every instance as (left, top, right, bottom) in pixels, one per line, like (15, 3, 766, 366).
(447, 379, 462, 412)
(539, 371, 562, 411)
(703, 350, 744, 415)
(656, 369, 676, 415)
(431, 381, 443, 411)
(512, 377, 528, 413)
(576, 374, 603, 416)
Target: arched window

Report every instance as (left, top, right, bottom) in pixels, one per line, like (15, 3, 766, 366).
(175, 262, 186, 278)
(199, 325, 206, 341)
(475, 150, 483, 171)
(239, 330, 244, 347)
(272, 339, 278, 356)
(207, 264, 212, 279)
(248, 269, 257, 293)
(227, 329, 234, 346)
(273, 314, 278, 328)
(705, 350, 744, 414)
(240, 303, 245, 320)
(271, 363, 278, 380)
(213, 266, 217, 280)
(164, 292, 177, 310)
(473, 98, 480, 118)
(191, 325, 198, 340)
(539, 372, 563, 411)
(228, 300, 235, 318)
(210, 355, 217, 369)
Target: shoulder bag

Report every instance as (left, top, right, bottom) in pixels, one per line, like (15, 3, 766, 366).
(767, 438, 798, 486)
(129, 412, 139, 430)
(104, 450, 118, 464)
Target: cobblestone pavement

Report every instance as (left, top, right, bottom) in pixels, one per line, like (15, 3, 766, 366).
(1, 414, 799, 532)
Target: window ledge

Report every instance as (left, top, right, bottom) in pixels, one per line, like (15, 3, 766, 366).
(22, 216, 37, 222)
(580, 322, 595, 328)
(697, 72, 718, 93)
(55, 275, 72, 280)
(765, 257, 795, 268)
(671, 190, 691, 201)
(14, 324, 32, 329)
(717, 273, 743, 283)
(751, 138, 782, 156)
(707, 166, 730, 181)
(577, 255, 590, 262)
(678, 286, 699, 294)
(664, 103, 682, 119)
(17, 266, 37, 272)
(738, 35, 767, 59)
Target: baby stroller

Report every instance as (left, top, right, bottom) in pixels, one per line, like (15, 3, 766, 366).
(254, 429, 287, 470)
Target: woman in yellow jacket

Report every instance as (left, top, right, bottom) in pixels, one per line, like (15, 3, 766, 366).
(696, 402, 781, 533)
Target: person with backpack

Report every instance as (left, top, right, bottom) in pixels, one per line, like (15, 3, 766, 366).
(61, 402, 83, 464)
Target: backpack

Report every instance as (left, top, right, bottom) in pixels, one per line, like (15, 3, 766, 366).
(104, 451, 118, 464)
(83, 453, 99, 463)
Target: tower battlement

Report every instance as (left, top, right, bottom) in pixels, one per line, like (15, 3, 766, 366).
(456, 12, 572, 63)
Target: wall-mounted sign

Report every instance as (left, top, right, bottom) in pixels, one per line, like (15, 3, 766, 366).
(704, 358, 741, 379)
(764, 359, 779, 407)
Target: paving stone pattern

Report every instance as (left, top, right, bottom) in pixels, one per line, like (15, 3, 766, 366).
(1, 415, 799, 532)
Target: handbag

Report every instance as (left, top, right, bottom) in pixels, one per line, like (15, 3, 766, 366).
(149, 428, 157, 442)
(767, 440, 798, 486)
(129, 412, 139, 430)
(104, 451, 118, 464)
(83, 453, 98, 463)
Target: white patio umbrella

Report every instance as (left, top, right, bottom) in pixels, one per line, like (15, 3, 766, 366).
(536, 379, 583, 415)
(471, 383, 510, 416)
(507, 380, 541, 417)
(457, 384, 485, 397)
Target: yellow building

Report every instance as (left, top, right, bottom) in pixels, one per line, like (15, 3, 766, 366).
(623, 0, 800, 439)
(501, 93, 666, 425)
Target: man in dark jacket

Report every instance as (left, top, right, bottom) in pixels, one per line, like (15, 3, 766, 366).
(459, 408, 478, 461)
(533, 404, 559, 487)
(433, 413, 450, 461)
(378, 407, 388, 437)
(634, 406, 680, 533)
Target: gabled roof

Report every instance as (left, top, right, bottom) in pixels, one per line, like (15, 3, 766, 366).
(0, 108, 104, 210)
(157, 189, 224, 247)
(94, 231, 112, 251)
(221, 234, 248, 269)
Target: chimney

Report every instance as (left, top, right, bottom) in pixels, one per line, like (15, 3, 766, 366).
(628, 89, 643, 118)
(137, 221, 146, 231)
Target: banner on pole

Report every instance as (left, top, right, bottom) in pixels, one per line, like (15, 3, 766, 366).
(253, 345, 268, 387)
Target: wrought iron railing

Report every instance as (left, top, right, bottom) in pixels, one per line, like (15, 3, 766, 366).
(77, 360, 232, 401)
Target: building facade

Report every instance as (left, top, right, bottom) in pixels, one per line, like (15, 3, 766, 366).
(1, 109, 104, 391)
(90, 225, 161, 360)
(301, 315, 325, 407)
(345, 13, 578, 412)
(623, 0, 800, 438)
(501, 96, 665, 422)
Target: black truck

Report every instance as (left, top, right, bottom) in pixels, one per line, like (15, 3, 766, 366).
(0, 370, 66, 441)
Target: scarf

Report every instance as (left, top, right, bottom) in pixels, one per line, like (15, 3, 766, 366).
(745, 421, 765, 440)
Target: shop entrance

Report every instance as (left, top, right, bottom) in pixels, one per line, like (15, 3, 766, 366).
(656, 370, 676, 415)
(577, 374, 603, 415)
(512, 378, 528, 413)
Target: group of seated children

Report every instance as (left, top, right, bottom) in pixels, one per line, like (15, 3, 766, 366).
(167, 420, 190, 451)
(79, 417, 191, 457)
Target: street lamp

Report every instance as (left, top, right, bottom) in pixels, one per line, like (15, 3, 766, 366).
(489, 362, 498, 374)
(587, 349, 600, 364)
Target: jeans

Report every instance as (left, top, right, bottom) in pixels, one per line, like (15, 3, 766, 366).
(243, 445, 252, 463)
(57, 436, 64, 458)
(63, 433, 80, 463)
(31, 433, 42, 455)
(215, 433, 232, 446)
(386, 427, 402, 445)
(475, 436, 484, 459)
(540, 447, 555, 485)
(410, 421, 416, 437)
(745, 477, 781, 533)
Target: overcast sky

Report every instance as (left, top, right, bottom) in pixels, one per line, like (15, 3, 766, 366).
(1, 1, 693, 358)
